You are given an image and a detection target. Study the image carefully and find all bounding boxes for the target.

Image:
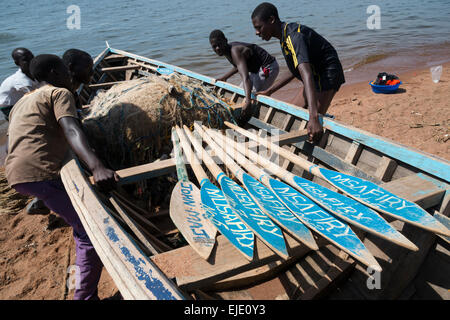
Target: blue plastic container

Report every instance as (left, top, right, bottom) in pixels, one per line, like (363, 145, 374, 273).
(369, 81, 402, 94)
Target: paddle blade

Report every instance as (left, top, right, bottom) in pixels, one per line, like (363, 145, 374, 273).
(219, 175, 289, 259)
(268, 178, 381, 271)
(200, 180, 255, 260)
(170, 181, 217, 260)
(241, 173, 318, 251)
(290, 175, 418, 251)
(319, 168, 450, 237)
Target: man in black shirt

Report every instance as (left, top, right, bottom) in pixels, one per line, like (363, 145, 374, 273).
(251, 2, 345, 142)
(210, 30, 279, 125)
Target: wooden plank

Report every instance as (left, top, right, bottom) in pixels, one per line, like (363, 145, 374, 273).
(61, 158, 184, 300)
(151, 233, 319, 291)
(344, 141, 363, 165)
(89, 158, 176, 185)
(100, 65, 140, 72)
(273, 129, 308, 146)
(109, 197, 160, 255)
(88, 81, 127, 89)
(375, 156, 398, 182)
(263, 107, 276, 124)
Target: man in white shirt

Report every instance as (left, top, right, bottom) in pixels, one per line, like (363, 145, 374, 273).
(0, 48, 49, 215)
(0, 48, 40, 120)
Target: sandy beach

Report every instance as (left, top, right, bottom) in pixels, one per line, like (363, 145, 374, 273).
(0, 61, 449, 300)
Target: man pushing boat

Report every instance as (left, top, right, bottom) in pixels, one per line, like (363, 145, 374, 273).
(209, 29, 279, 125)
(251, 2, 345, 143)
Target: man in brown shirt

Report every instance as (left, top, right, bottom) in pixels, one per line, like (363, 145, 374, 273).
(5, 54, 118, 300)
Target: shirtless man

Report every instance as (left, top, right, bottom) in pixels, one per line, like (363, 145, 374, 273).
(210, 29, 279, 124)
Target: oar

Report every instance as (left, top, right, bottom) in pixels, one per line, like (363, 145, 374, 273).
(207, 128, 382, 271)
(195, 123, 318, 252)
(169, 128, 217, 260)
(174, 126, 255, 260)
(182, 125, 289, 259)
(222, 123, 418, 251)
(225, 121, 450, 237)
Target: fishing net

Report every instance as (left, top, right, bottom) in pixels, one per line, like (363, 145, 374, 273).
(82, 73, 237, 171)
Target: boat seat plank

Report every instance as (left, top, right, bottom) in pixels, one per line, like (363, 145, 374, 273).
(150, 233, 320, 291)
(89, 158, 176, 186)
(375, 156, 398, 182)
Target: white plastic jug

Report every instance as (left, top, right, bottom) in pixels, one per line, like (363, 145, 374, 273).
(430, 65, 443, 83)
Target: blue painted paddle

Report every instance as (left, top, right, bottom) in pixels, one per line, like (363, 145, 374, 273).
(207, 128, 383, 271)
(195, 123, 318, 252)
(170, 129, 217, 260)
(174, 126, 254, 260)
(183, 125, 289, 259)
(225, 121, 449, 238)
(222, 122, 418, 251)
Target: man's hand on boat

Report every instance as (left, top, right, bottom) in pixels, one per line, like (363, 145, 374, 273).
(306, 115, 324, 143)
(92, 165, 120, 192)
(255, 88, 273, 97)
(237, 98, 253, 126)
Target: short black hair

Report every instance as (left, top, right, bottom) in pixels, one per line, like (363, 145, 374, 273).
(62, 48, 92, 67)
(251, 2, 280, 22)
(209, 29, 226, 42)
(11, 48, 33, 61)
(29, 54, 65, 82)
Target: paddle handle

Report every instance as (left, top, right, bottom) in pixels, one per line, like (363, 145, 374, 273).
(171, 128, 189, 182)
(174, 126, 208, 185)
(224, 121, 320, 176)
(182, 125, 224, 182)
(193, 123, 244, 181)
(207, 129, 269, 184)
(211, 127, 296, 181)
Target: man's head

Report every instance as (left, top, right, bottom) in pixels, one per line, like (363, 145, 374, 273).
(209, 30, 229, 56)
(29, 54, 72, 90)
(251, 2, 281, 41)
(12, 48, 34, 78)
(62, 49, 93, 90)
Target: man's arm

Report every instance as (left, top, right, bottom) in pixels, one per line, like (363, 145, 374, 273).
(297, 63, 323, 143)
(58, 116, 119, 191)
(256, 72, 295, 96)
(231, 46, 254, 124)
(217, 67, 238, 82)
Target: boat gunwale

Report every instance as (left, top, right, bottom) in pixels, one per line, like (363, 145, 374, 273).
(85, 47, 450, 184)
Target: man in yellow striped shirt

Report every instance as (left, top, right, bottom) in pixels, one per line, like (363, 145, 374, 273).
(251, 2, 345, 143)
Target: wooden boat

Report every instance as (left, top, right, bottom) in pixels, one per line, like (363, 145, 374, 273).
(61, 44, 450, 300)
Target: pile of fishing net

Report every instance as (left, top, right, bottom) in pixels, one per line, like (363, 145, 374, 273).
(82, 73, 236, 171)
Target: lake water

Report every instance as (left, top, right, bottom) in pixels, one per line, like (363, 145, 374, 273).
(1, 0, 450, 80)
(0, 0, 449, 161)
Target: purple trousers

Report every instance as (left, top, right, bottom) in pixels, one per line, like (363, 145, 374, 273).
(14, 179, 103, 300)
